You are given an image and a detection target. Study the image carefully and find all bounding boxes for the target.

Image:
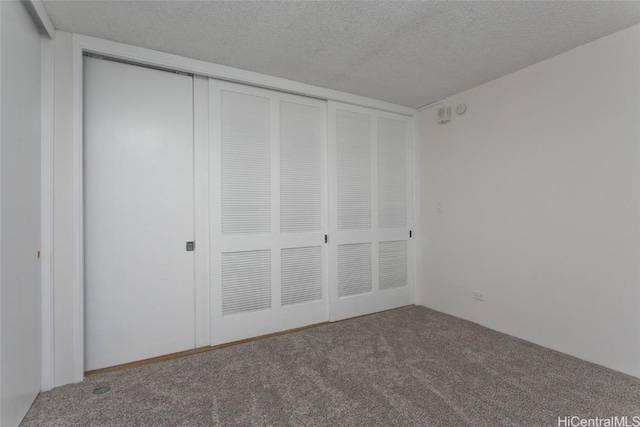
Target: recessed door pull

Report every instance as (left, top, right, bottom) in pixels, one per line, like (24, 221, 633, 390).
(186, 241, 195, 251)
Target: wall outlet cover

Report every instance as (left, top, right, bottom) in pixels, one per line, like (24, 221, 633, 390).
(472, 290, 485, 301)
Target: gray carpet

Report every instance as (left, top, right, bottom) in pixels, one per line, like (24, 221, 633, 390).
(22, 306, 640, 426)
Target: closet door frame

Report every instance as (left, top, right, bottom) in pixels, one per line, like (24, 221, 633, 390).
(193, 75, 211, 348)
(328, 101, 414, 321)
(209, 79, 329, 346)
(68, 34, 414, 383)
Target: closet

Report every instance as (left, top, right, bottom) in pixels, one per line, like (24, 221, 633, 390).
(209, 81, 328, 345)
(329, 103, 413, 321)
(84, 57, 413, 371)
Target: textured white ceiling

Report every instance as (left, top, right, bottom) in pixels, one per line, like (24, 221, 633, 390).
(43, 1, 640, 108)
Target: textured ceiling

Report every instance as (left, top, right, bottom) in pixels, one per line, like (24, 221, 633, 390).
(43, 1, 640, 108)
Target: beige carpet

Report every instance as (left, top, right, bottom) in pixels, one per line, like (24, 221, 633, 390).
(22, 306, 640, 426)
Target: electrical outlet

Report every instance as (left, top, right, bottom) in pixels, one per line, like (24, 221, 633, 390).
(436, 201, 443, 213)
(472, 290, 485, 301)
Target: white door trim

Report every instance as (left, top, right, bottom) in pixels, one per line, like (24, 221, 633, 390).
(71, 34, 84, 382)
(23, 0, 55, 40)
(40, 33, 55, 391)
(70, 33, 415, 382)
(193, 75, 211, 348)
(411, 116, 421, 306)
(0, 2, 3, 412)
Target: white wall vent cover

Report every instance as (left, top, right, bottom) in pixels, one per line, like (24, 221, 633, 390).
(222, 250, 272, 316)
(337, 109, 371, 230)
(280, 101, 322, 233)
(338, 243, 372, 297)
(379, 240, 408, 290)
(281, 246, 323, 306)
(221, 90, 271, 235)
(378, 117, 407, 229)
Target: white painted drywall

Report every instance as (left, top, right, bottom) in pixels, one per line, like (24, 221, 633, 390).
(418, 24, 640, 377)
(0, 0, 43, 424)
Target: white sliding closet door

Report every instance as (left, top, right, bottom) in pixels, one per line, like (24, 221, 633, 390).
(84, 57, 197, 371)
(209, 80, 328, 345)
(328, 102, 413, 321)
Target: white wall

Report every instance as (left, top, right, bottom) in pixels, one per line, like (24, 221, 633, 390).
(0, 0, 43, 424)
(418, 24, 640, 377)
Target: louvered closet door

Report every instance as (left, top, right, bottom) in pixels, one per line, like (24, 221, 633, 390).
(210, 80, 328, 345)
(329, 102, 413, 321)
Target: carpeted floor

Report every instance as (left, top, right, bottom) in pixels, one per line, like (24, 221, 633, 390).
(22, 306, 640, 426)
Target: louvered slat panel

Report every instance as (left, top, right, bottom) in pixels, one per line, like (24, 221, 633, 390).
(280, 101, 322, 233)
(338, 243, 372, 297)
(281, 246, 322, 306)
(222, 250, 271, 316)
(221, 90, 271, 235)
(378, 117, 407, 229)
(379, 240, 407, 290)
(337, 110, 371, 230)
